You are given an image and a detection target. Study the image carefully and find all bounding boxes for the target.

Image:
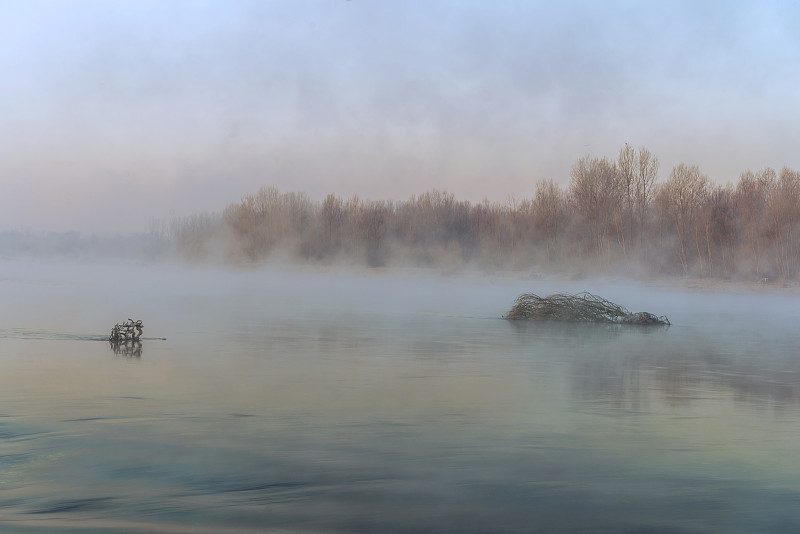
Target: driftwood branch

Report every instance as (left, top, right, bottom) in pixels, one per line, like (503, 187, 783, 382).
(109, 319, 143, 342)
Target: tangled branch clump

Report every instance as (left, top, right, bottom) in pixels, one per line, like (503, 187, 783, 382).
(504, 292, 669, 325)
(109, 319, 143, 342)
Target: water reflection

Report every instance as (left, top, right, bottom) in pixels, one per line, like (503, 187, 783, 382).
(109, 339, 142, 358)
(2, 267, 800, 534)
(507, 320, 800, 409)
(505, 318, 671, 337)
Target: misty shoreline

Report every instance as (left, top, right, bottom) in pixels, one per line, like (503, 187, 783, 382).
(147, 153, 800, 285)
(5, 144, 800, 288)
(2, 253, 797, 300)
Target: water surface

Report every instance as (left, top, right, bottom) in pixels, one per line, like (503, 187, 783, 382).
(1, 262, 799, 533)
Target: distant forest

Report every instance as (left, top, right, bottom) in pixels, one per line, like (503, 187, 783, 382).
(147, 144, 800, 282)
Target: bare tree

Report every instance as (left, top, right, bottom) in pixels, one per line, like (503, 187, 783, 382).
(617, 143, 636, 257)
(634, 146, 659, 253)
(361, 201, 389, 267)
(569, 155, 622, 262)
(698, 185, 736, 278)
(735, 168, 775, 278)
(767, 167, 800, 280)
(658, 163, 709, 274)
(533, 179, 566, 266)
(144, 217, 170, 259)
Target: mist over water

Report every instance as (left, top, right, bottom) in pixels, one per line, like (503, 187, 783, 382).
(1, 261, 799, 533)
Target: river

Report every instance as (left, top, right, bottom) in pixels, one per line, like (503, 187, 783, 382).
(1, 261, 799, 533)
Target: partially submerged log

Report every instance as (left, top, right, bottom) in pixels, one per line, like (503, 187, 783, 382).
(504, 292, 670, 325)
(109, 319, 143, 342)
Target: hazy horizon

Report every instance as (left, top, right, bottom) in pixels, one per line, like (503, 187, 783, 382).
(2, 0, 799, 234)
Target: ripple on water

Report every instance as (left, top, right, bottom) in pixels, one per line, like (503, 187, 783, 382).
(28, 497, 116, 515)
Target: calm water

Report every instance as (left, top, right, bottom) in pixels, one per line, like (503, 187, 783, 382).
(1, 262, 799, 533)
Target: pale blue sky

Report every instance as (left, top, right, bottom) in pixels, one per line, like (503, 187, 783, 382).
(1, 0, 798, 233)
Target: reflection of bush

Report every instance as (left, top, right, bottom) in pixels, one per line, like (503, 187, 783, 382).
(109, 340, 142, 359)
(506, 321, 799, 408)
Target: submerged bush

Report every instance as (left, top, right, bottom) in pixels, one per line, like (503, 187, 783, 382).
(504, 292, 669, 325)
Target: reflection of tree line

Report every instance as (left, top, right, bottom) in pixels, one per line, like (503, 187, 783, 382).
(583, 347, 799, 409)
(508, 322, 799, 408)
(148, 144, 800, 281)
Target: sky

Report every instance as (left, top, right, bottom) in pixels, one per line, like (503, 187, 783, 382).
(1, 0, 799, 234)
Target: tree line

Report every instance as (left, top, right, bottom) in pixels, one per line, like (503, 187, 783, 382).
(148, 144, 800, 282)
